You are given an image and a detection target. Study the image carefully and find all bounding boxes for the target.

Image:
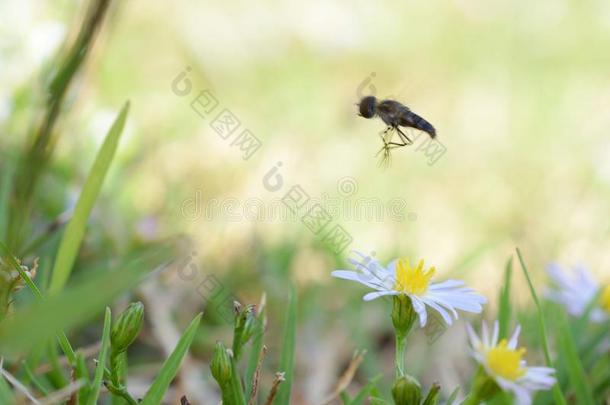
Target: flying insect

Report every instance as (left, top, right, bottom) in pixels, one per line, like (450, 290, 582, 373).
(358, 96, 436, 166)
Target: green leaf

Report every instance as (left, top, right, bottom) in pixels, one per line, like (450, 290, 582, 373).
(48, 101, 129, 295)
(516, 248, 567, 405)
(274, 285, 297, 405)
(498, 256, 513, 340)
(556, 312, 594, 405)
(140, 313, 202, 405)
(87, 307, 112, 405)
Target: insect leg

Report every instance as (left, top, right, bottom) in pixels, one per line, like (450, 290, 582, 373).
(395, 127, 413, 145)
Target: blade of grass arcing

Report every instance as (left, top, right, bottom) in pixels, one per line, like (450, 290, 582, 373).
(556, 311, 595, 405)
(87, 307, 112, 405)
(0, 248, 169, 356)
(445, 386, 460, 405)
(350, 375, 382, 405)
(0, 153, 14, 242)
(515, 247, 567, 405)
(8, 0, 113, 251)
(75, 352, 90, 402)
(274, 285, 297, 405)
(140, 313, 202, 405)
(0, 370, 15, 404)
(498, 256, 513, 340)
(246, 294, 267, 400)
(0, 241, 76, 364)
(48, 101, 129, 295)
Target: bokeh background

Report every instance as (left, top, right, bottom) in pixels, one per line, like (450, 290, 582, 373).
(2, 0, 610, 403)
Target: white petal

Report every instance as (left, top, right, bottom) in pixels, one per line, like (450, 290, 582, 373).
(410, 296, 428, 327)
(422, 298, 453, 325)
(508, 324, 522, 349)
(491, 321, 499, 347)
(423, 295, 458, 318)
(466, 323, 481, 348)
(482, 321, 490, 347)
(428, 279, 465, 290)
(425, 293, 481, 315)
(362, 290, 397, 301)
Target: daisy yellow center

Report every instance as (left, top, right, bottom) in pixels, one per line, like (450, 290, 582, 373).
(393, 259, 435, 295)
(600, 285, 610, 313)
(485, 339, 526, 381)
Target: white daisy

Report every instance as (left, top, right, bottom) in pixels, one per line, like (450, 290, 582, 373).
(331, 251, 486, 327)
(546, 263, 610, 322)
(467, 321, 556, 405)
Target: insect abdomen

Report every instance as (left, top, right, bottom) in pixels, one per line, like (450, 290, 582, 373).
(400, 111, 437, 138)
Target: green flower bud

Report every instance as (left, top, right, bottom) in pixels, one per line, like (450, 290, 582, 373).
(232, 303, 257, 360)
(392, 295, 417, 338)
(392, 375, 422, 405)
(422, 382, 441, 405)
(111, 302, 144, 353)
(210, 341, 232, 386)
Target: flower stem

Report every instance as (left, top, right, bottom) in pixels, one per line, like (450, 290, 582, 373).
(395, 332, 407, 377)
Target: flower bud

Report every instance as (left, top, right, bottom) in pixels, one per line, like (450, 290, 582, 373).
(232, 303, 257, 360)
(392, 375, 422, 405)
(392, 295, 417, 338)
(210, 341, 232, 386)
(111, 302, 144, 353)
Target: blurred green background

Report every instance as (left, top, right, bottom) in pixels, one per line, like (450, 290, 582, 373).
(2, 0, 610, 402)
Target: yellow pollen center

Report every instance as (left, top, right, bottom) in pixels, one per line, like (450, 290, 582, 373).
(485, 339, 526, 381)
(393, 259, 435, 295)
(600, 285, 610, 313)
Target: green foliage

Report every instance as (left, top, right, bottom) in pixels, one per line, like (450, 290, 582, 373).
(274, 284, 297, 405)
(48, 102, 130, 295)
(87, 307, 112, 405)
(516, 248, 567, 405)
(140, 313, 202, 405)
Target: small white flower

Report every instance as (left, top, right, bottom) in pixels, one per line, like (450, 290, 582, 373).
(546, 263, 610, 322)
(331, 251, 486, 327)
(467, 321, 556, 405)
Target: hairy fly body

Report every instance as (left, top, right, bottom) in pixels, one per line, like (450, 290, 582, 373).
(358, 96, 437, 166)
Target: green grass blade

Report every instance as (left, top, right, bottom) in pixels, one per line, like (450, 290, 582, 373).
(516, 247, 567, 405)
(498, 256, 513, 339)
(87, 307, 112, 405)
(0, 154, 14, 242)
(0, 370, 15, 404)
(446, 386, 460, 404)
(274, 285, 297, 405)
(350, 375, 382, 405)
(140, 313, 202, 405)
(245, 298, 266, 399)
(48, 102, 129, 295)
(556, 312, 594, 405)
